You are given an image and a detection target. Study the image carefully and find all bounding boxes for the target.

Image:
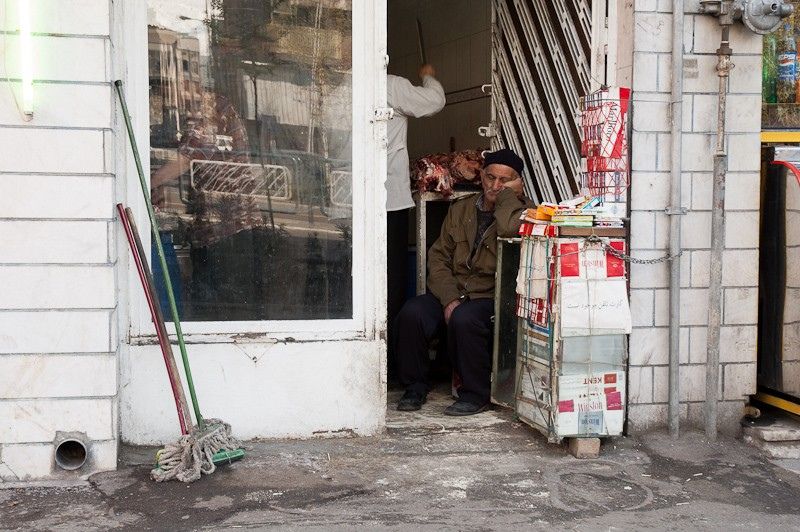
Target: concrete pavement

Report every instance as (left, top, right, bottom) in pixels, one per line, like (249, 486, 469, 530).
(2, 390, 800, 531)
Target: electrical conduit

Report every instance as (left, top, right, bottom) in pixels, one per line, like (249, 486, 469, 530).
(668, 0, 685, 438)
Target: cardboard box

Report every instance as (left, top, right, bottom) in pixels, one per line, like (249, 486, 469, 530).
(555, 370, 625, 437)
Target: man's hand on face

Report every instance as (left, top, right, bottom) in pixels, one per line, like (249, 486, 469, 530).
(419, 64, 436, 79)
(481, 164, 524, 208)
(503, 176, 524, 199)
(444, 299, 461, 324)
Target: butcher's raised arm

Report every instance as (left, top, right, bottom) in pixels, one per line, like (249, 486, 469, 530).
(388, 74, 445, 119)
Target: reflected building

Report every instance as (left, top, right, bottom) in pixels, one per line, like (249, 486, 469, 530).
(148, 27, 205, 148)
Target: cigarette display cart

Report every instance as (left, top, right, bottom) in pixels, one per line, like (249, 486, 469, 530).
(492, 227, 630, 443)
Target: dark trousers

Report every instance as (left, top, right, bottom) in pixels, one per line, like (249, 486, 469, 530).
(387, 209, 409, 370)
(395, 293, 494, 405)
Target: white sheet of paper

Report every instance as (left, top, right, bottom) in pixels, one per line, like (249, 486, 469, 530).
(559, 278, 632, 336)
(516, 238, 548, 300)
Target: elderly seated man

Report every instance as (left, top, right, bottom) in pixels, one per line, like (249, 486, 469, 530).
(395, 148, 533, 416)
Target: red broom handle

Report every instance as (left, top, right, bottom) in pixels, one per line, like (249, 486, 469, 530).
(117, 204, 192, 434)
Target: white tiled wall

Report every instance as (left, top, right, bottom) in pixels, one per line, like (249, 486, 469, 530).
(628, 0, 761, 434)
(0, 0, 118, 481)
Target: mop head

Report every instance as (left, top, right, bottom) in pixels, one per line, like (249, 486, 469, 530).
(150, 419, 242, 483)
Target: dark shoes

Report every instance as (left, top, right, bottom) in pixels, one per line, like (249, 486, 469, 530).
(397, 392, 490, 415)
(444, 400, 490, 416)
(396, 390, 427, 411)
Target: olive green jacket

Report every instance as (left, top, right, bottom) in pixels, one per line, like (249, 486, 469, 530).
(427, 188, 533, 306)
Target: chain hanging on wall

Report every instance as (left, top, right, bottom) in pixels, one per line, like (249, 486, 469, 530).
(587, 235, 684, 264)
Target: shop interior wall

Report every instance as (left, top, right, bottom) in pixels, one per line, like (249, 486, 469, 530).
(387, 0, 492, 159)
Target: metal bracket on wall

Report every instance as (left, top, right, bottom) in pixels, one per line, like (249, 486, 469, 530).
(478, 123, 498, 138)
(664, 206, 688, 215)
(372, 107, 395, 122)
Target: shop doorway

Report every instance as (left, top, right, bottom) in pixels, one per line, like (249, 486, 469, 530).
(757, 148, 800, 411)
(384, 0, 596, 411)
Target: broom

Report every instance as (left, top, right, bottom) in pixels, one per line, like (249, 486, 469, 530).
(114, 80, 244, 482)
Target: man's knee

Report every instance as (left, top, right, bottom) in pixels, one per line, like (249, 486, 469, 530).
(449, 302, 492, 333)
(396, 295, 436, 326)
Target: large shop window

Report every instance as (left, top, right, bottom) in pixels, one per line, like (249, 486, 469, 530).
(763, 6, 800, 129)
(147, 0, 353, 322)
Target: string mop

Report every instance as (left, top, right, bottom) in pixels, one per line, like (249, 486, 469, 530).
(114, 80, 244, 483)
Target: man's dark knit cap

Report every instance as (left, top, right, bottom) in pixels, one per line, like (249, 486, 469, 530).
(482, 148, 524, 175)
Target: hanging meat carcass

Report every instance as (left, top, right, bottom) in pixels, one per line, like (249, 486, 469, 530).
(412, 149, 485, 198)
(412, 153, 451, 195)
(449, 150, 483, 181)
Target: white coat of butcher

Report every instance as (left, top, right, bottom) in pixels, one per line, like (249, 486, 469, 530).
(386, 65, 446, 211)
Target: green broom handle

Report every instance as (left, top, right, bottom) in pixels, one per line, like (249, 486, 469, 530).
(114, 80, 205, 430)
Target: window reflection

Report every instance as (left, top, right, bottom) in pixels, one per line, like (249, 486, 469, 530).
(147, 0, 353, 321)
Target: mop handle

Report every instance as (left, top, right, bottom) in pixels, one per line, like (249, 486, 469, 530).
(118, 204, 192, 434)
(114, 80, 205, 430)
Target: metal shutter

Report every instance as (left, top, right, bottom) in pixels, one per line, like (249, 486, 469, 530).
(491, 0, 592, 203)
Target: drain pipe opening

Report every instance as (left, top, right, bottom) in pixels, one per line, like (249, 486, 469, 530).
(55, 439, 88, 471)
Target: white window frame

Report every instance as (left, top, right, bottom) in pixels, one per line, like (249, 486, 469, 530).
(119, 0, 387, 343)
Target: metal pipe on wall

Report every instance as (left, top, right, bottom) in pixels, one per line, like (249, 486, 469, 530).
(706, 24, 733, 441)
(668, 0, 685, 439)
